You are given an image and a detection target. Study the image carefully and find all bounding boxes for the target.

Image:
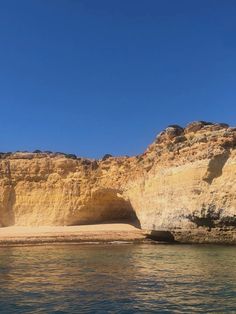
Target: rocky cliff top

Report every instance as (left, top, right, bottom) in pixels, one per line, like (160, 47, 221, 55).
(1, 121, 235, 162)
(144, 121, 236, 168)
(0, 121, 235, 244)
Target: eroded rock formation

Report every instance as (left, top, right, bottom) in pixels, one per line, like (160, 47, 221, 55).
(0, 121, 235, 243)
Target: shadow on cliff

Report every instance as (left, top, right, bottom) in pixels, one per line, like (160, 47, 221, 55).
(68, 188, 141, 229)
(203, 151, 230, 184)
(0, 185, 16, 227)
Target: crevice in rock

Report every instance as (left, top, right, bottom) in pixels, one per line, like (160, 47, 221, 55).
(147, 230, 177, 243)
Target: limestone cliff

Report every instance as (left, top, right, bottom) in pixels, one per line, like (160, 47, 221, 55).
(0, 121, 235, 243)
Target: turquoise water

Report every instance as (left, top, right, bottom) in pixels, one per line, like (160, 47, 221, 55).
(0, 244, 235, 313)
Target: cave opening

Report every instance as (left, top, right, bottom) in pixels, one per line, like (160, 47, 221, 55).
(69, 189, 141, 228)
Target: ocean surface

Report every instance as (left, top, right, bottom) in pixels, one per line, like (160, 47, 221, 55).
(0, 244, 235, 313)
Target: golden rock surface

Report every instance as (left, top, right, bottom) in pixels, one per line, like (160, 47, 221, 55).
(0, 121, 235, 243)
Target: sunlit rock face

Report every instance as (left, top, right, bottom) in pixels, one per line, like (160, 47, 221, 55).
(0, 121, 235, 242)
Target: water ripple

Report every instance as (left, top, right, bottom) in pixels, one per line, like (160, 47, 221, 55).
(0, 244, 235, 313)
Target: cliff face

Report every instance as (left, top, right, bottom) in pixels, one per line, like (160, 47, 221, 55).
(0, 121, 235, 243)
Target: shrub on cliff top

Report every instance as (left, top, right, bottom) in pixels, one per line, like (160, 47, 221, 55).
(102, 154, 112, 161)
(66, 154, 77, 159)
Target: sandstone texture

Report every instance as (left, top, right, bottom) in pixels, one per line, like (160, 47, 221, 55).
(0, 121, 235, 243)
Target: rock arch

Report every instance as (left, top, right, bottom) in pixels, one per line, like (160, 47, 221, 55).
(68, 188, 140, 227)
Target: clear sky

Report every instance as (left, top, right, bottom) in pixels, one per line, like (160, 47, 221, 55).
(0, 0, 235, 158)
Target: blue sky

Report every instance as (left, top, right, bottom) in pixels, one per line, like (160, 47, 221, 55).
(0, 0, 235, 158)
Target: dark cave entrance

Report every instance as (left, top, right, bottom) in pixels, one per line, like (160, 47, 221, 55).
(69, 189, 140, 228)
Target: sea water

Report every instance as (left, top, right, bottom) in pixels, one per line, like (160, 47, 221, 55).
(0, 244, 235, 313)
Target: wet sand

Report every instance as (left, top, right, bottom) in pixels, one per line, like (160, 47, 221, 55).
(0, 224, 147, 245)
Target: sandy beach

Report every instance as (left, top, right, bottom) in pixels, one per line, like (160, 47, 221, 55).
(0, 224, 147, 245)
